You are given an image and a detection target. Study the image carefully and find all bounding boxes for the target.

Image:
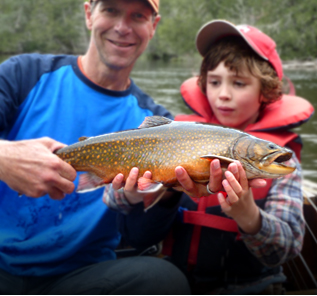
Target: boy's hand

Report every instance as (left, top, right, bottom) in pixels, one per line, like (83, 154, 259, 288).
(174, 159, 267, 198)
(217, 161, 261, 235)
(174, 159, 223, 197)
(111, 168, 153, 205)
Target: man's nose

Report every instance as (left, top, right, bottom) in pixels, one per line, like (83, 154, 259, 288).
(114, 16, 132, 35)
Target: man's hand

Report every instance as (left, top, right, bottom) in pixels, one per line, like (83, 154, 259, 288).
(0, 137, 77, 200)
(174, 159, 267, 198)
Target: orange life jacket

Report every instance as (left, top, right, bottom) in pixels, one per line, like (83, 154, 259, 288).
(163, 77, 314, 267)
(176, 77, 314, 160)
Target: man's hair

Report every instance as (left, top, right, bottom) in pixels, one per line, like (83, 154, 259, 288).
(198, 36, 282, 107)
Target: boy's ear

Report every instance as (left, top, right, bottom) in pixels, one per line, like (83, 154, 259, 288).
(260, 94, 269, 104)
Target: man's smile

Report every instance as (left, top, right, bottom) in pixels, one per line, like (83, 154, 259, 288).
(108, 39, 135, 47)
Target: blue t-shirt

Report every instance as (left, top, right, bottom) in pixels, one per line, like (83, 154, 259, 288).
(0, 53, 173, 276)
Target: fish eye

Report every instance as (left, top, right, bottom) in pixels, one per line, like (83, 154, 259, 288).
(268, 143, 276, 149)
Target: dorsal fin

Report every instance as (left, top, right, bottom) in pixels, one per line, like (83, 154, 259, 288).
(138, 116, 173, 129)
(78, 136, 89, 141)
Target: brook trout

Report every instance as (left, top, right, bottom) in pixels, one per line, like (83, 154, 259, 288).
(56, 116, 295, 209)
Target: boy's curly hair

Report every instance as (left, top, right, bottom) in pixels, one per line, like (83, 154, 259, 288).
(198, 36, 283, 107)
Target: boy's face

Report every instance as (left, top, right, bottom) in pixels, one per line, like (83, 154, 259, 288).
(206, 61, 262, 130)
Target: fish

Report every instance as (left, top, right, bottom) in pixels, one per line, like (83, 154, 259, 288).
(56, 116, 295, 209)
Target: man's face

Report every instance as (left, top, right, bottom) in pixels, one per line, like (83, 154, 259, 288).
(85, 0, 160, 71)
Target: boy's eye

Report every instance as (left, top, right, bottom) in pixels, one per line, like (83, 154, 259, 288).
(209, 80, 220, 86)
(234, 81, 246, 87)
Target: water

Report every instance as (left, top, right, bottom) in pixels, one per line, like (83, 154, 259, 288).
(131, 59, 317, 183)
(1, 55, 316, 182)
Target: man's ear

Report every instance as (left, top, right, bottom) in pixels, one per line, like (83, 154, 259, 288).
(150, 15, 161, 39)
(84, 2, 93, 30)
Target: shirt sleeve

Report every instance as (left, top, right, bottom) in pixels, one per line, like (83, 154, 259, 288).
(240, 154, 305, 267)
(0, 56, 23, 132)
(117, 192, 182, 250)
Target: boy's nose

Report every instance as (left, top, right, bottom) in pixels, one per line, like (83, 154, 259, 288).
(218, 85, 232, 100)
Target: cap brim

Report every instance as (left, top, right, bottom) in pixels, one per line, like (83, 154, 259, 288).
(195, 20, 267, 61)
(147, 0, 159, 13)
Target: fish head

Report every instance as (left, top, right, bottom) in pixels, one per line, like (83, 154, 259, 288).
(232, 135, 296, 179)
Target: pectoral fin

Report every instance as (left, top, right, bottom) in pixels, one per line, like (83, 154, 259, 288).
(77, 172, 106, 193)
(138, 177, 167, 211)
(200, 155, 235, 168)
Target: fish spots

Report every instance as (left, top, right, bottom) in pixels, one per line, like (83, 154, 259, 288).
(56, 120, 243, 184)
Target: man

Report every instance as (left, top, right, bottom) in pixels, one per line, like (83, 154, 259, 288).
(0, 0, 191, 294)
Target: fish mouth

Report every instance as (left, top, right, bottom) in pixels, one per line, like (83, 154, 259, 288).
(258, 151, 295, 175)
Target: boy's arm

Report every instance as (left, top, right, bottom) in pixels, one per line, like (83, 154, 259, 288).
(117, 194, 181, 250)
(103, 168, 182, 250)
(241, 155, 304, 267)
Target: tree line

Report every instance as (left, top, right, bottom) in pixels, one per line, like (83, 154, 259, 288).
(1, 0, 316, 61)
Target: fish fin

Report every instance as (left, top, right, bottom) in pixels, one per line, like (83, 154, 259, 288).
(138, 116, 172, 129)
(77, 172, 106, 193)
(138, 177, 167, 211)
(200, 155, 235, 167)
(78, 136, 89, 141)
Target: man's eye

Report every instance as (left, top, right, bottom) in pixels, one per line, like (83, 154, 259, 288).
(102, 7, 117, 14)
(133, 13, 147, 20)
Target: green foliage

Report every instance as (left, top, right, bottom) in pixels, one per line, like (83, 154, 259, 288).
(148, 0, 213, 59)
(0, 0, 87, 54)
(0, 0, 316, 60)
(155, 0, 317, 61)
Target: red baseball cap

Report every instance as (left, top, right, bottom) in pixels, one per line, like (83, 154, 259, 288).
(196, 20, 283, 79)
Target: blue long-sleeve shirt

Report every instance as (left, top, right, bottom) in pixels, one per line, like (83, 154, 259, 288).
(0, 53, 173, 276)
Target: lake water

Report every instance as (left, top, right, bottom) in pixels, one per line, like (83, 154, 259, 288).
(131, 59, 317, 183)
(1, 55, 316, 182)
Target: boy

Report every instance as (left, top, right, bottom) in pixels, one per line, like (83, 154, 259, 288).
(168, 20, 312, 294)
(109, 20, 312, 294)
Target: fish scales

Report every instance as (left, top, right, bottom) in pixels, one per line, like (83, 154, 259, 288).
(56, 116, 295, 191)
